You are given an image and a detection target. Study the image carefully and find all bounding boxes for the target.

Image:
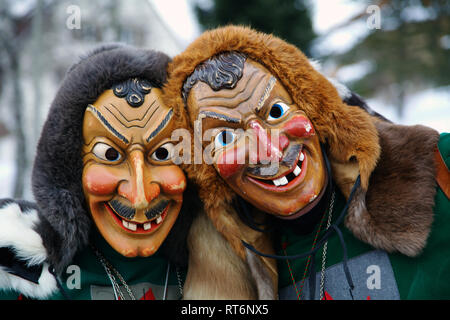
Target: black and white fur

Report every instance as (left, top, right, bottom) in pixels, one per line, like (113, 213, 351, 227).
(0, 200, 57, 298)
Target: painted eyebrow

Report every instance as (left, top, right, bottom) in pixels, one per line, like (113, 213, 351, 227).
(198, 110, 241, 124)
(146, 108, 173, 143)
(86, 105, 129, 144)
(255, 76, 277, 113)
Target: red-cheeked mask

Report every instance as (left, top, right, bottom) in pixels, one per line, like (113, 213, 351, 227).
(187, 58, 327, 218)
(82, 80, 186, 257)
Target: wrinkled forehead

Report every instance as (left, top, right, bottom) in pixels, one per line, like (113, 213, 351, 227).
(186, 58, 289, 120)
(83, 85, 173, 147)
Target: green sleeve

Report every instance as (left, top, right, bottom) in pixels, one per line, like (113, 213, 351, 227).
(438, 132, 450, 169)
(0, 289, 21, 300)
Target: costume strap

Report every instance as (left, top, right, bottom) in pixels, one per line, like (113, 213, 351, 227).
(435, 146, 450, 199)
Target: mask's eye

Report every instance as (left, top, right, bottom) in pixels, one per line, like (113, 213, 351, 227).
(151, 143, 174, 162)
(92, 143, 121, 162)
(214, 130, 236, 149)
(267, 102, 289, 121)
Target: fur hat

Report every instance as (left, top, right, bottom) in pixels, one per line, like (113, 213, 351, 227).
(31, 44, 198, 274)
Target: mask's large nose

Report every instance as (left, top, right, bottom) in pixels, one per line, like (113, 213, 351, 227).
(118, 149, 160, 210)
(247, 119, 289, 164)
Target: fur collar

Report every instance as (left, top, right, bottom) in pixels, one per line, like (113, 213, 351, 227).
(344, 120, 440, 257)
(0, 200, 58, 298)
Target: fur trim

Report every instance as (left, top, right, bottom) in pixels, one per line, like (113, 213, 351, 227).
(345, 121, 440, 256)
(31, 44, 172, 273)
(184, 208, 277, 299)
(183, 211, 258, 299)
(0, 264, 57, 299)
(0, 200, 58, 298)
(0, 201, 46, 266)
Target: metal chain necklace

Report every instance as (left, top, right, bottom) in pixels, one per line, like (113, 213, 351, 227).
(176, 267, 184, 297)
(90, 244, 184, 300)
(90, 244, 136, 300)
(283, 190, 335, 300)
(319, 190, 335, 300)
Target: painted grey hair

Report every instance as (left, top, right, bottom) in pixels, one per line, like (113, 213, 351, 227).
(182, 51, 247, 102)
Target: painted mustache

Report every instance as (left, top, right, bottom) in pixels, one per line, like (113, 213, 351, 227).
(246, 144, 302, 177)
(108, 199, 170, 220)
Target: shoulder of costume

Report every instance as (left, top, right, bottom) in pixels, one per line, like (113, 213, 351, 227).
(0, 199, 58, 299)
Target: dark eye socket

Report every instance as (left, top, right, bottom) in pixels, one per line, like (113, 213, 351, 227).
(215, 130, 235, 148)
(92, 142, 122, 162)
(154, 147, 169, 161)
(267, 102, 289, 121)
(151, 143, 174, 162)
(269, 105, 283, 118)
(105, 148, 120, 161)
(219, 131, 233, 144)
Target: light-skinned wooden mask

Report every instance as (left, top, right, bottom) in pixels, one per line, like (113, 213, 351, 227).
(82, 78, 186, 257)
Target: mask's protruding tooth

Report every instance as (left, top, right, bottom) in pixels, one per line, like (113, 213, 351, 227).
(299, 152, 305, 162)
(122, 219, 137, 231)
(293, 165, 301, 176)
(156, 215, 163, 224)
(279, 176, 289, 186)
(273, 176, 288, 186)
(127, 222, 137, 231)
(143, 222, 151, 231)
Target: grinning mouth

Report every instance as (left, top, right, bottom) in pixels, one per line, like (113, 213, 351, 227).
(246, 146, 306, 191)
(105, 200, 170, 234)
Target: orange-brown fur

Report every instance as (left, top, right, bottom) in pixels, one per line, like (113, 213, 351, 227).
(184, 211, 257, 299)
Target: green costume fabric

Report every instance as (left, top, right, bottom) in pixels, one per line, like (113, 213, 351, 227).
(0, 229, 186, 300)
(277, 133, 450, 300)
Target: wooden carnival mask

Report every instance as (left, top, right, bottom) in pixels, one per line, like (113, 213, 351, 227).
(185, 53, 327, 218)
(82, 78, 186, 257)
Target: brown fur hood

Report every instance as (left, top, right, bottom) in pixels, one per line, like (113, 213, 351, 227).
(163, 25, 440, 298)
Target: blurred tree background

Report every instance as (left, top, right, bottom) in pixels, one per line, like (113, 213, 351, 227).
(326, 0, 450, 117)
(0, 0, 182, 198)
(194, 0, 449, 118)
(195, 0, 316, 56)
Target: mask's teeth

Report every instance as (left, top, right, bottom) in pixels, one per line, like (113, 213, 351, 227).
(299, 151, 305, 162)
(122, 220, 137, 231)
(143, 222, 151, 231)
(273, 176, 288, 186)
(156, 215, 163, 224)
(293, 165, 301, 176)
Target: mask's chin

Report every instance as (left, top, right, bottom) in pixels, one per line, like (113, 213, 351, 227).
(275, 176, 328, 220)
